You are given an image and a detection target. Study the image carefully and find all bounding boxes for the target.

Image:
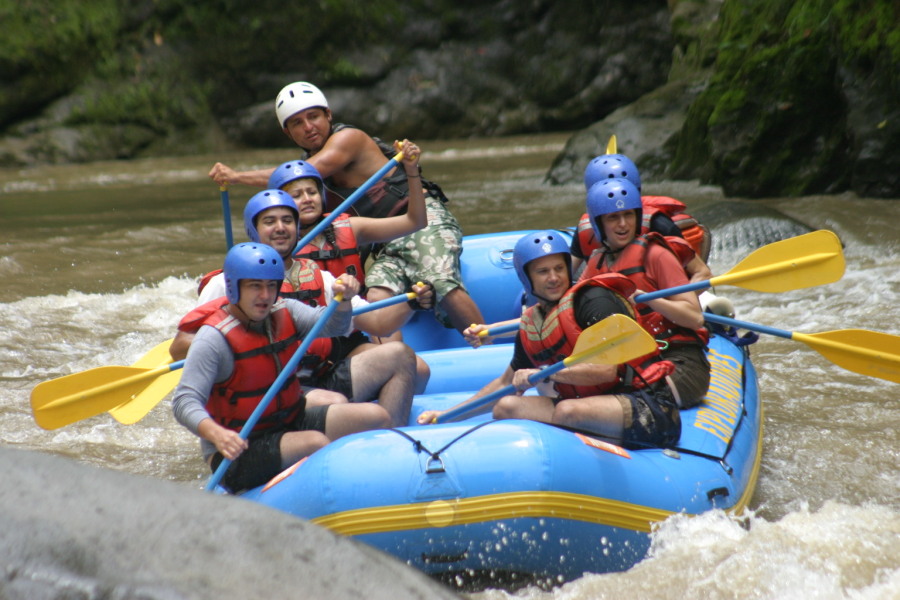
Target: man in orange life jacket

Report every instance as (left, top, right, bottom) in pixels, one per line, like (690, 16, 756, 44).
(208, 81, 485, 338)
(171, 189, 424, 424)
(580, 177, 711, 409)
(418, 230, 682, 448)
(171, 242, 391, 493)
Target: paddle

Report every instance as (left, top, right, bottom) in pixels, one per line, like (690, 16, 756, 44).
(292, 151, 403, 256)
(635, 230, 844, 302)
(477, 322, 520, 338)
(434, 314, 656, 424)
(704, 313, 900, 384)
(221, 185, 234, 249)
(31, 360, 186, 430)
(206, 294, 345, 492)
(104, 288, 424, 426)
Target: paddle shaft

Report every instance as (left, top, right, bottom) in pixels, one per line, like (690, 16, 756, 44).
(703, 313, 900, 383)
(477, 322, 519, 337)
(292, 152, 403, 256)
(220, 186, 234, 249)
(205, 296, 345, 492)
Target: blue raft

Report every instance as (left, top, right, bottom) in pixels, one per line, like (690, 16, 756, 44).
(240, 230, 763, 583)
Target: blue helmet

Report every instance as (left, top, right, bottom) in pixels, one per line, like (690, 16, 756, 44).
(586, 178, 643, 244)
(222, 243, 284, 304)
(267, 160, 326, 207)
(583, 154, 641, 192)
(513, 230, 572, 297)
(244, 189, 299, 243)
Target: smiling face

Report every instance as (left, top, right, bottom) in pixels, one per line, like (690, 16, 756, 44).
(527, 254, 570, 303)
(236, 279, 280, 321)
(254, 206, 298, 257)
(281, 178, 324, 227)
(600, 209, 638, 251)
(283, 107, 332, 153)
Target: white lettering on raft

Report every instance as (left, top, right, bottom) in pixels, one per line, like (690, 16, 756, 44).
(693, 349, 743, 443)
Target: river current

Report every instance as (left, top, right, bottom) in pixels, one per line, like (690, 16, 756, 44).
(0, 133, 897, 599)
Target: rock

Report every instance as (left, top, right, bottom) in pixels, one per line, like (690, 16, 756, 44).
(0, 448, 461, 600)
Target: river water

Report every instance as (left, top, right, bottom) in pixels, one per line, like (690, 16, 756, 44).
(1, 133, 897, 599)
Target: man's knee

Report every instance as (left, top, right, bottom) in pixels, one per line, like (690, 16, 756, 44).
(492, 395, 520, 420)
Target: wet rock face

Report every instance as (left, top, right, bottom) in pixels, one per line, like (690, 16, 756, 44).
(0, 448, 461, 600)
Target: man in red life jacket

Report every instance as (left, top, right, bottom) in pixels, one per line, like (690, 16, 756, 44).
(171, 190, 425, 425)
(208, 81, 484, 338)
(171, 242, 391, 493)
(418, 231, 682, 448)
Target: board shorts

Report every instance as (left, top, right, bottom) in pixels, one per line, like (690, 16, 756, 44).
(661, 343, 711, 409)
(614, 381, 681, 448)
(365, 196, 467, 327)
(210, 405, 330, 493)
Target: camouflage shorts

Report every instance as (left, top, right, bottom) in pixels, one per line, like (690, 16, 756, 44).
(365, 196, 467, 302)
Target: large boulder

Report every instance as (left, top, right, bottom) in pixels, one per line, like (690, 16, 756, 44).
(0, 447, 461, 600)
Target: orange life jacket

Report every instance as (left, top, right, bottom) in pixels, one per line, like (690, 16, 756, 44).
(295, 213, 365, 281)
(519, 273, 673, 399)
(202, 300, 306, 433)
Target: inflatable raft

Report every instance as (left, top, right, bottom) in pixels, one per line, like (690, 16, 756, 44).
(241, 230, 763, 584)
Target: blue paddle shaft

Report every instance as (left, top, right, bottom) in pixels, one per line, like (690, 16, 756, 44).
(635, 280, 710, 302)
(486, 322, 520, 336)
(703, 312, 793, 340)
(205, 299, 343, 492)
(351, 292, 410, 315)
(221, 188, 234, 249)
(292, 156, 401, 256)
(436, 361, 566, 424)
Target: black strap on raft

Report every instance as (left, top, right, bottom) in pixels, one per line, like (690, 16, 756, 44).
(388, 421, 495, 473)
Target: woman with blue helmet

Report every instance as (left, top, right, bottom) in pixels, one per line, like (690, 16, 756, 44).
(267, 145, 426, 284)
(580, 178, 711, 410)
(420, 230, 683, 449)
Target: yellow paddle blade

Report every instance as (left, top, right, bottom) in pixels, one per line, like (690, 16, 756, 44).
(712, 230, 845, 293)
(130, 338, 175, 368)
(606, 134, 617, 155)
(565, 314, 657, 367)
(794, 329, 900, 384)
(31, 365, 168, 430)
(108, 369, 182, 425)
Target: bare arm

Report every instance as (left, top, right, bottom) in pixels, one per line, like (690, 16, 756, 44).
(350, 139, 428, 245)
(208, 163, 275, 188)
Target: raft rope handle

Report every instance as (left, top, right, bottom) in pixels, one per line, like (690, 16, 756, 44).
(389, 421, 497, 474)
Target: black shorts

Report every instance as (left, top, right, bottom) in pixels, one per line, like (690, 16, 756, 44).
(305, 358, 354, 399)
(616, 382, 681, 448)
(210, 405, 330, 493)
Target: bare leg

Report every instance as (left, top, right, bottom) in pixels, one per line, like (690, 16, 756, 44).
(439, 287, 485, 334)
(551, 396, 626, 439)
(278, 430, 329, 469)
(348, 342, 416, 427)
(323, 402, 391, 439)
(493, 394, 556, 423)
(362, 286, 406, 344)
(305, 388, 348, 406)
(348, 341, 430, 395)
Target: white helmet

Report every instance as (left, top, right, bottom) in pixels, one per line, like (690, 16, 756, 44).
(275, 82, 329, 128)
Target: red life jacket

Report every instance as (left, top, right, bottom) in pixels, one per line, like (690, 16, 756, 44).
(641, 196, 710, 261)
(186, 260, 337, 381)
(519, 273, 673, 399)
(202, 300, 306, 433)
(581, 232, 710, 347)
(575, 195, 710, 262)
(295, 212, 365, 281)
